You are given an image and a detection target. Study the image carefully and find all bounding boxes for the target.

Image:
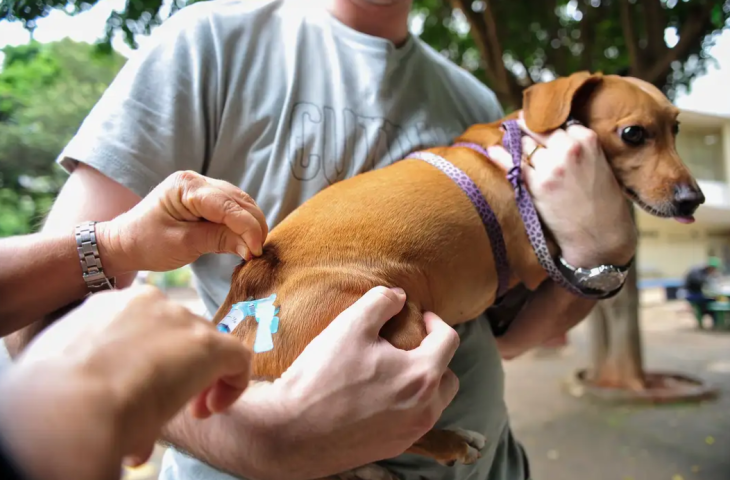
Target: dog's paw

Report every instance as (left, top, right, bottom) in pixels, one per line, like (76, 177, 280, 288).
(334, 464, 401, 480)
(439, 428, 487, 466)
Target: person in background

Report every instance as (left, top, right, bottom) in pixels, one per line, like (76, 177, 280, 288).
(683, 257, 723, 328)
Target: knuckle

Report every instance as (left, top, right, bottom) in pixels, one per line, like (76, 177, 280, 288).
(136, 284, 164, 299)
(155, 302, 187, 323)
(414, 408, 440, 434)
(126, 285, 166, 309)
(564, 139, 583, 161)
(581, 128, 599, 147)
(237, 190, 255, 206)
(543, 179, 560, 193)
(222, 198, 244, 220)
(442, 327, 461, 352)
(172, 170, 202, 185)
(190, 321, 217, 350)
(167, 171, 204, 200)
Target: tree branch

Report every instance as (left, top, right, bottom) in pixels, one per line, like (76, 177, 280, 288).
(643, 4, 714, 86)
(449, 0, 497, 78)
(578, 1, 599, 71)
(481, 0, 513, 91)
(449, 0, 523, 108)
(542, 0, 569, 76)
(619, 0, 642, 75)
(640, 0, 669, 63)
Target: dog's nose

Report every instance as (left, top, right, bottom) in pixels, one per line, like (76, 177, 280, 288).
(674, 183, 705, 215)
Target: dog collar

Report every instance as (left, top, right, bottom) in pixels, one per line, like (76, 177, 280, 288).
(405, 151, 511, 299)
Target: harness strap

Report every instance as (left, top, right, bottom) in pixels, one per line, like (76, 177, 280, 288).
(500, 119, 590, 297)
(406, 151, 511, 298)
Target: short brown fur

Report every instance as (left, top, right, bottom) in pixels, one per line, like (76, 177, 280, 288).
(211, 72, 704, 475)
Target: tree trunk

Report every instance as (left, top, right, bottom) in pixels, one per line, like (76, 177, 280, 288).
(587, 210, 646, 391)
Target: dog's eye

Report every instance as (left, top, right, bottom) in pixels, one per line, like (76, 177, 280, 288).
(621, 126, 647, 146)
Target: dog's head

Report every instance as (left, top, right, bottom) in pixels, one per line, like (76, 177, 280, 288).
(522, 71, 705, 223)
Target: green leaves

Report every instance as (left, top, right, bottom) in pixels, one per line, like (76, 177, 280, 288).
(411, 0, 728, 106)
(0, 39, 124, 234)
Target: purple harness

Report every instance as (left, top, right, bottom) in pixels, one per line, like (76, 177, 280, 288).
(406, 119, 588, 299)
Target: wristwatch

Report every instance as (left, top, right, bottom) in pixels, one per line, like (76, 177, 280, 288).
(556, 255, 634, 298)
(75, 221, 116, 294)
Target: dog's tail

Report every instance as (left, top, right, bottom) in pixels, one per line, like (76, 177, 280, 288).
(211, 244, 283, 325)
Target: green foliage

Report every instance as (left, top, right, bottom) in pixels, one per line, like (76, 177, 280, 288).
(410, 0, 730, 109)
(0, 38, 125, 235)
(145, 266, 193, 289)
(0, 0, 728, 234)
(0, 0, 206, 49)
(2, 0, 728, 108)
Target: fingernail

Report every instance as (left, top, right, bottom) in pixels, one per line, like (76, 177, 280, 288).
(253, 245, 263, 256)
(390, 287, 406, 296)
(237, 246, 252, 261)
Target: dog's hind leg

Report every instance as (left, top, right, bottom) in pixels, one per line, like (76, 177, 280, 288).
(378, 304, 487, 467)
(406, 428, 486, 466)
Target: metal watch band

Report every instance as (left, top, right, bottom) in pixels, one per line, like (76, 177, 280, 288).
(557, 255, 634, 298)
(75, 221, 116, 293)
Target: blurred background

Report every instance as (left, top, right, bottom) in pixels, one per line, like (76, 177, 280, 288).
(1, 0, 730, 479)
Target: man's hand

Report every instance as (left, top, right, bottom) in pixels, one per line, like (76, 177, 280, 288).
(98, 170, 269, 276)
(0, 285, 252, 480)
(271, 286, 460, 475)
(487, 114, 637, 268)
(163, 287, 461, 480)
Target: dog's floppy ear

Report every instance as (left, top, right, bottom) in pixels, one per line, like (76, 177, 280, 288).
(522, 71, 603, 133)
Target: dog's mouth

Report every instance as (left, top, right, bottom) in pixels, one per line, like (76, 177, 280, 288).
(622, 187, 696, 224)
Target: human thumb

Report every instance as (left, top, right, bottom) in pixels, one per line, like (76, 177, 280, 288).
(330, 286, 407, 338)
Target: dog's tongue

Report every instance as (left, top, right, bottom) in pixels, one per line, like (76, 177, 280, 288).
(674, 216, 695, 224)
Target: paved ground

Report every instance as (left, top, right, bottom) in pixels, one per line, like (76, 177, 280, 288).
(505, 301, 730, 480)
(3, 289, 727, 480)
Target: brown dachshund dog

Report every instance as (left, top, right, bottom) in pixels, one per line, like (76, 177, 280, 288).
(211, 71, 704, 476)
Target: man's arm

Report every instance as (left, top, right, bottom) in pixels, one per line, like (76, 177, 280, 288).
(159, 289, 461, 480)
(3, 165, 140, 356)
(495, 280, 595, 360)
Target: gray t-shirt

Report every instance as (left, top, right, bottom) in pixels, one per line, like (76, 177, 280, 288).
(58, 1, 529, 479)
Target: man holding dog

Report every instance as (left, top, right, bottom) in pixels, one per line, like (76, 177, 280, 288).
(4, 0, 636, 479)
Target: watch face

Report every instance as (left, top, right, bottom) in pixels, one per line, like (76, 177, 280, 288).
(578, 267, 625, 292)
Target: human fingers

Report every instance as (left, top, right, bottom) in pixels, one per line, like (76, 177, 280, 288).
(329, 286, 407, 339)
(484, 144, 514, 171)
(196, 221, 257, 261)
(122, 442, 155, 469)
(204, 177, 270, 242)
(414, 311, 460, 372)
(189, 363, 252, 419)
(182, 330, 253, 419)
(517, 114, 578, 154)
(564, 122, 602, 158)
(177, 179, 265, 258)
